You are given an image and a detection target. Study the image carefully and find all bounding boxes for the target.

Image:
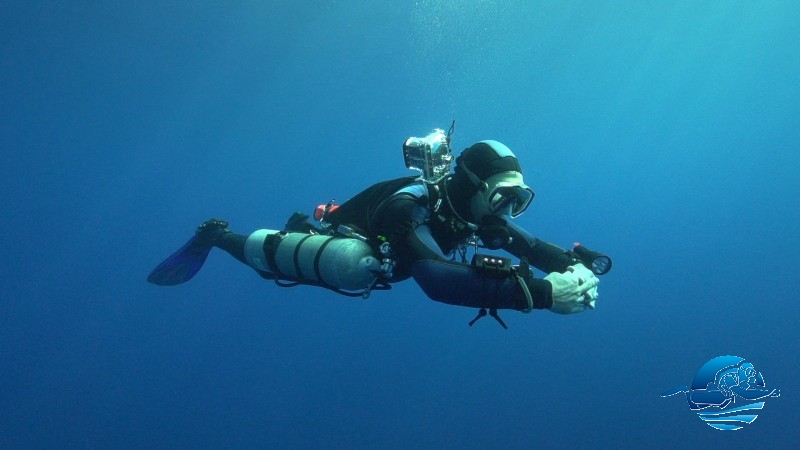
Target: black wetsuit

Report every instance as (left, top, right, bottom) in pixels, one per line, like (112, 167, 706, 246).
(322, 176, 582, 311)
(215, 175, 580, 312)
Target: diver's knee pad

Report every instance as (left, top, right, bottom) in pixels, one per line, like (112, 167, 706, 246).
(244, 229, 381, 291)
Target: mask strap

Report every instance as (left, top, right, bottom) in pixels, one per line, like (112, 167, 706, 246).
(459, 163, 485, 189)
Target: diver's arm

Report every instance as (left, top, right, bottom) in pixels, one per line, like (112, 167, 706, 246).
(371, 194, 445, 261)
(501, 221, 603, 314)
(503, 220, 580, 273)
(410, 251, 553, 311)
(372, 194, 466, 270)
(373, 196, 552, 310)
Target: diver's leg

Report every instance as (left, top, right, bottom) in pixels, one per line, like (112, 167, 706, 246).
(284, 211, 324, 234)
(216, 232, 248, 264)
(196, 218, 248, 265)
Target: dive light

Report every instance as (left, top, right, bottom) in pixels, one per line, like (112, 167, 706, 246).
(572, 243, 612, 276)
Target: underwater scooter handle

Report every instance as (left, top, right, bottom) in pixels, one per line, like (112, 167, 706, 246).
(571, 243, 612, 276)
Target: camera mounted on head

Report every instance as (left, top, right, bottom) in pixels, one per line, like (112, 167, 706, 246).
(403, 121, 455, 184)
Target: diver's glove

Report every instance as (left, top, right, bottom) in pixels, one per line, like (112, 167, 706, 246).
(544, 263, 600, 314)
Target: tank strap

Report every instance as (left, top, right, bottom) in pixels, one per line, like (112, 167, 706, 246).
(312, 237, 335, 288)
(291, 234, 315, 282)
(264, 232, 284, 277)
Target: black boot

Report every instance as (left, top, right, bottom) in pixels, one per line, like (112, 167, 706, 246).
(195, 218, 230, 247)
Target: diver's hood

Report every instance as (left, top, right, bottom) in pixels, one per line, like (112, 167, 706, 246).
(456, 141, 534, 222)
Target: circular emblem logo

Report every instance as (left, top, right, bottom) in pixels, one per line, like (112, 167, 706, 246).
(661, 355, 780, 430)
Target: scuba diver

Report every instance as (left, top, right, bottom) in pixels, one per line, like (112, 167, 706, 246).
(148, 124, 612, 327)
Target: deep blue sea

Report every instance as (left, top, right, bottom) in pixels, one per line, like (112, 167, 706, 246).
(3, 2, 798, 448)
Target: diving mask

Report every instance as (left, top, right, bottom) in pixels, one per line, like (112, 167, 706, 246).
(465, 168, 534, 218)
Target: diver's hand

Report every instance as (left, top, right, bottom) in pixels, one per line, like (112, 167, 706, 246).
(544, 263, 600, 314)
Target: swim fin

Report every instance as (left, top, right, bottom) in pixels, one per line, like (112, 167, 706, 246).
(147, 234, 214, 286)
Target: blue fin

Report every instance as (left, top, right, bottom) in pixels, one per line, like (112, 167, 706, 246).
(147, 234, 213, 286)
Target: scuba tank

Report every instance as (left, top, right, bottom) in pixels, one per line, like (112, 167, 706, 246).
(243, 229, 387, 297)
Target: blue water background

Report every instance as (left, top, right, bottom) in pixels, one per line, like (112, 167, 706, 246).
(2, 2, 798, 448)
